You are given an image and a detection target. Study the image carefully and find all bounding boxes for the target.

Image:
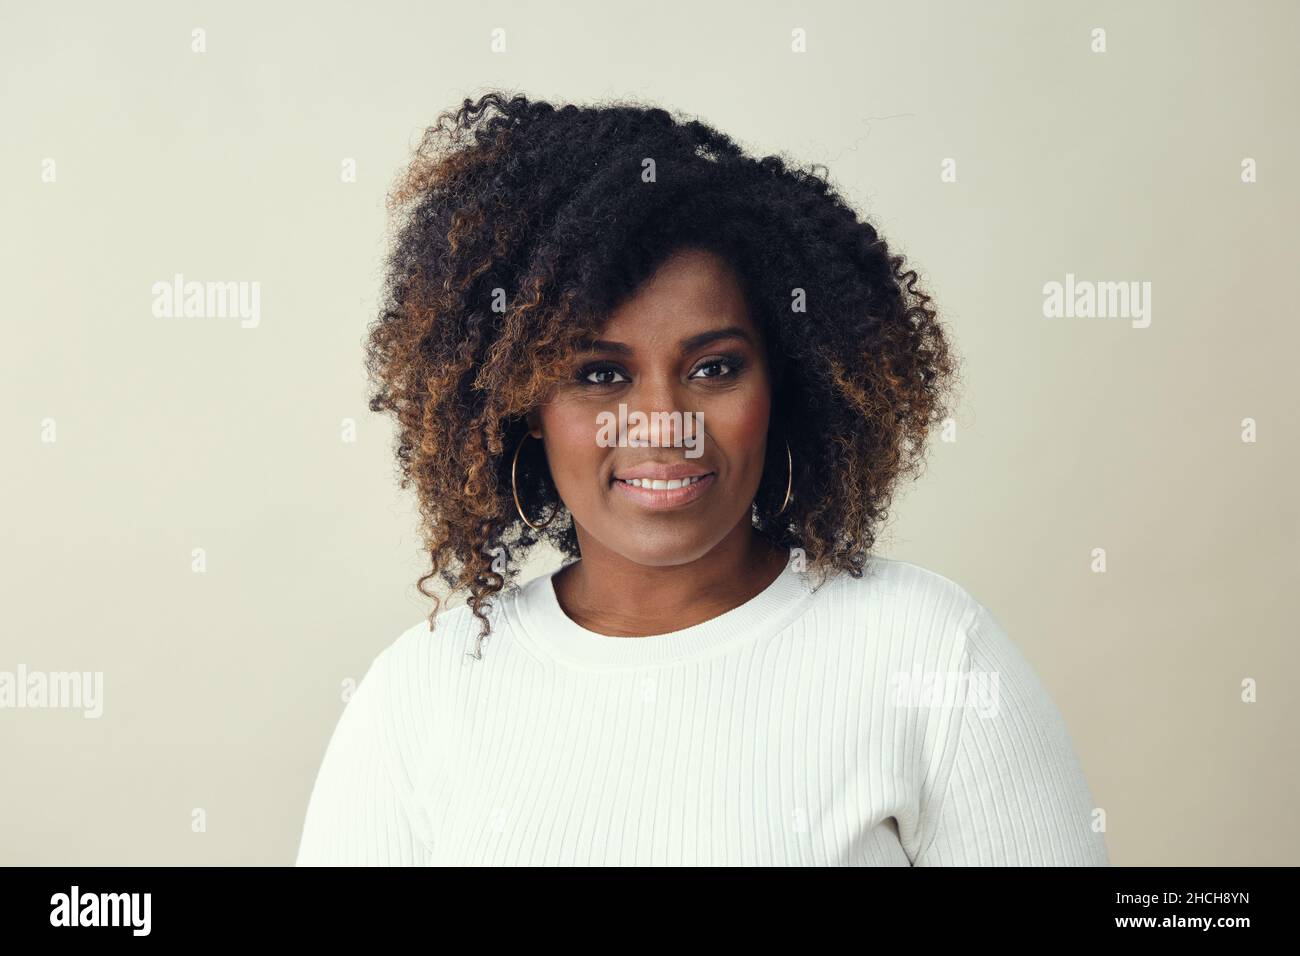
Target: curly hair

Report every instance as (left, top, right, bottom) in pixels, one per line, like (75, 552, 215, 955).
(364, 90, 962, 655)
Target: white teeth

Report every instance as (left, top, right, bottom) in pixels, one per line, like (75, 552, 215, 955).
(620, 475, 706, 490)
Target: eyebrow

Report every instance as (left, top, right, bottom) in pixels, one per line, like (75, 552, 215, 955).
(577, 325, 755, 356)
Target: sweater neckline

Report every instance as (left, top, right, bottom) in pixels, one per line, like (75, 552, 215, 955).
(512, 549, 817, 668)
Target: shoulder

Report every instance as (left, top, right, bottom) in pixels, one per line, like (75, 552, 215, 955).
(817, 555, 990, 652)
(839, 555, 987, 613)
(327, 598, 505, 789)
(834, 556, 1059, 685)
(842, 558, 1057, 681)
(378, 602, 480, 674)
(368, 588, 527, 699)
(810, 555, 1063, 713)
(348, 600, 498, 747)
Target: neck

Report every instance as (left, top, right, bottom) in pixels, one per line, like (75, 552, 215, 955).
(553, 523, 788, 638)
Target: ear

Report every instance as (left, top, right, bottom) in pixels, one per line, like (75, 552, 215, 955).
(524, 409, 542, 438)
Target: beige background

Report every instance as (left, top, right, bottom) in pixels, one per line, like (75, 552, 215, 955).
(2, 0, 1296, 865)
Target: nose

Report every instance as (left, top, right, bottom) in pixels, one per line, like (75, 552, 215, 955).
(623, 375, 694, 450)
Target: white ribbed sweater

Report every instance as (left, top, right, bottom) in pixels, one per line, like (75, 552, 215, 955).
(294, 553, 1109, 866)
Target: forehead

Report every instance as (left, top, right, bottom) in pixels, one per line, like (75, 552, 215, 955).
(599, 247, 754, 342)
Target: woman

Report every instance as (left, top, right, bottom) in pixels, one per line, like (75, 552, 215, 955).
(295, 91, 1109, 866)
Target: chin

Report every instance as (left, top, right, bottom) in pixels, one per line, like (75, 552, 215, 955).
(603, 530, 724, 569)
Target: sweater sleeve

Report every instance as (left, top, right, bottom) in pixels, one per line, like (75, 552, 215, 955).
(294, 645, 434, 866)
(911, 605, 1109, 866)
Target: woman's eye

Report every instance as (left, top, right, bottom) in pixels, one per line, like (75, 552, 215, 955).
(581, 365, 628, 386)
(690, 357, 741, 380)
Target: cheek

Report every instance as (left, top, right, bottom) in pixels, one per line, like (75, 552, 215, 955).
(709, 388, 771, 472)
(541, 405, 604, 486)
(722, 401, 770, 443)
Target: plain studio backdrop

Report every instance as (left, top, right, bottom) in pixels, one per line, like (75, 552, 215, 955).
(1, 0, 1296, 866)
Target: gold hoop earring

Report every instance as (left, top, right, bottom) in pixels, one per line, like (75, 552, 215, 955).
(512, 432, 557, 531)
(773, 438, 793, 517)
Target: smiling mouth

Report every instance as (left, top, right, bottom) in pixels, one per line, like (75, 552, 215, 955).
(612, 474, 713, 490)
(609, 470, 718, 511)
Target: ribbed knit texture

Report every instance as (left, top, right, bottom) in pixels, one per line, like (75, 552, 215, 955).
(295, 553, 1109, 866)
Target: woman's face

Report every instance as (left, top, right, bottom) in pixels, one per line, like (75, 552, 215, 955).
(527, 247, 773, 567)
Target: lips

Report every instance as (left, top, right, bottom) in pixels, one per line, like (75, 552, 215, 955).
(612, 473, 713, 491)
(611, 471, 717, 510)
(611, 463, 714, 484)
